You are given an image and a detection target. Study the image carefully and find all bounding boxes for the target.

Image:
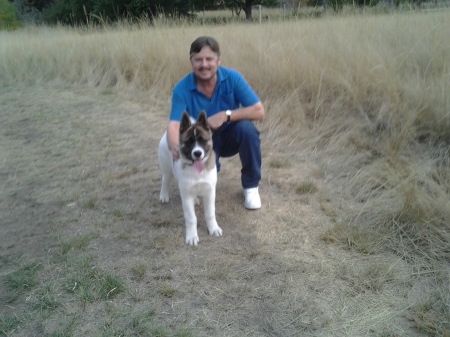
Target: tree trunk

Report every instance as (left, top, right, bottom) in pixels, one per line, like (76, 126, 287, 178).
(243, 0, 253, 21)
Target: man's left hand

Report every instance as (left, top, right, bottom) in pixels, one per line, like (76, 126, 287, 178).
(208, 111, 227, 131)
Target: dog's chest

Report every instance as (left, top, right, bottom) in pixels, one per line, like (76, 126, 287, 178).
(174, 163, 216, 191)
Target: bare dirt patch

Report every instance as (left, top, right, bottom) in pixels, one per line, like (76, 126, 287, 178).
(0, 85, 426, 336)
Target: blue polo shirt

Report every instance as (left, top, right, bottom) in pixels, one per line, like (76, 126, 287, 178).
(169, 66, 260, 121)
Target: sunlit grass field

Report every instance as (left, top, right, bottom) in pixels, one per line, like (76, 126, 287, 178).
(1, 10, 449, 336)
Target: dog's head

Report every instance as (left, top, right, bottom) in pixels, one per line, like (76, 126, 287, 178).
(179, 110, 214, 173)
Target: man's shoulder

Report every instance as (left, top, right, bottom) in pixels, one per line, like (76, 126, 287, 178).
(173, 72, 194, 93)
(219, 66, 243, 80)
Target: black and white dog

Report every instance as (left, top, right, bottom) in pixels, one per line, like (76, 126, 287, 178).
(158, 111, 222, 246)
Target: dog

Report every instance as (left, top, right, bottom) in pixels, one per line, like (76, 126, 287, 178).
(158, 110, 222, 246)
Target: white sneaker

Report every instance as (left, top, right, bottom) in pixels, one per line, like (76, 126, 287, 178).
(243, 187, 261, 210)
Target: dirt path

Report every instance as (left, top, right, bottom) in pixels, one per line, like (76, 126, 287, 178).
(0, 85, 421, 336)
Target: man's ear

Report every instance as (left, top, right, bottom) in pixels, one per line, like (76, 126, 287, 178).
(196, 110, 209, 130)
(179, 111, 192, 135)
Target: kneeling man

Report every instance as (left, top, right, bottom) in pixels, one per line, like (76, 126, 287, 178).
(164, 36, 265, 209)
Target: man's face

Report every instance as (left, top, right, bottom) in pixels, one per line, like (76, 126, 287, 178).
(190, 46, 221, 83)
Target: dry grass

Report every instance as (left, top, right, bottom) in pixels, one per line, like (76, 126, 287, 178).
(1, 10, 449, 337)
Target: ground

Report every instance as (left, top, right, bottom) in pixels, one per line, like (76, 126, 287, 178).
(0, 84, 424, 336)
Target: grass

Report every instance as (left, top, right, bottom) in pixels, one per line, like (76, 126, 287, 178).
(62, 255, 126, 304)
(0, 315, 22, 335)
(3, 262, 41, 303)
(268, 157, 292, 168)
(45, 318, 78, 337)
(33, 285, 60, 313)
(130, 260, 147, 280)
(59, 232, 100, 255)
(295, 180, 318, 194)
(0, 8, 449, 337)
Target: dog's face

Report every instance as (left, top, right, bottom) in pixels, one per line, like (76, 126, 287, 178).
(179, 111, 213, 172)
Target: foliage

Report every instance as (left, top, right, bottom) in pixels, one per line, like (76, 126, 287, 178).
(13, 0, 44, 23)
(37, 0, 266, 24)
(41, 0, 84, 24)
(308, 0, 428, 10)
(0, 0, 22, 29)
(41, 0, 200, 24)
(262, 0, 279, 6)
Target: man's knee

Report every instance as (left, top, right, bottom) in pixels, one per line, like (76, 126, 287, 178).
(234, 120, 260, 141)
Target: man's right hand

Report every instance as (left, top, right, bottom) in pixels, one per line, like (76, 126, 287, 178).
(170, 143, 180, 162)
(167, 121, 181, 162)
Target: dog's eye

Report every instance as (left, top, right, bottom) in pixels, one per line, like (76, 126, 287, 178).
(196, 136, 205, 143)
(186, 135, 196, 145)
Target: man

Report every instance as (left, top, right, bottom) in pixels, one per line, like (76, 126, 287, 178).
(166, 36, 265, 209)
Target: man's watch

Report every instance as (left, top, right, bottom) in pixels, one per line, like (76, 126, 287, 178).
(226, 109, 232, 123)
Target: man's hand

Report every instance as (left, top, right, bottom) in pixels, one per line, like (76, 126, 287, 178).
(167, 121, 180, 161)
(208, 111, 227, 131)
(170, 142, 180, 162)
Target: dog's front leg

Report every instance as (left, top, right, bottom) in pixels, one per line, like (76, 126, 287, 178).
(159, 173, 171, 203)
(203, 191, 222, 238)
(158, 135, 174, 203)
(181, 195, 199, 246)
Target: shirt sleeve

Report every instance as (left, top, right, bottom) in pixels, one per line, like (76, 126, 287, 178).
(169, 87, 187, 122)
(232, 70, 260, 108)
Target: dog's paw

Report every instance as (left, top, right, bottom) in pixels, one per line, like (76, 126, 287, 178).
(159, 191, 169, 203)
(208, 225, 223, 237)
(185, 235, 199, 246)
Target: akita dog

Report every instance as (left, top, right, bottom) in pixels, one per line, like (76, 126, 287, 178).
(158, 110, 222, 246)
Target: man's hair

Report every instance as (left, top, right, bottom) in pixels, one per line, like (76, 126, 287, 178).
(190, 36, 220, 59)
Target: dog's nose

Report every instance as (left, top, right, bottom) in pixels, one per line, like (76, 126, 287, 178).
(193, 150, 202, 159)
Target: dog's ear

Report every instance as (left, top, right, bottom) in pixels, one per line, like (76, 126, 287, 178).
(179, 111, 192, 135)
(196, 110, 209, 130)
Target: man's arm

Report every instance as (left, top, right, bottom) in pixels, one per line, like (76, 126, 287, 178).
(207, 102, 265, 131)
(167, 120, 180, 161)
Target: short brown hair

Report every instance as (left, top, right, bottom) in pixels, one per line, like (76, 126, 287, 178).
(190, 36, 220, 59)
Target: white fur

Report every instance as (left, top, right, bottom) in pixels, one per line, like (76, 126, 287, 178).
(158, 132, 222, 246)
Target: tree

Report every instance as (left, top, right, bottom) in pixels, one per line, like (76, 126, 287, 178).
(223, 0, 263, 21)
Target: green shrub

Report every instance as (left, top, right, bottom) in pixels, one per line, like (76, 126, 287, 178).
(0, 0, 22, 30)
